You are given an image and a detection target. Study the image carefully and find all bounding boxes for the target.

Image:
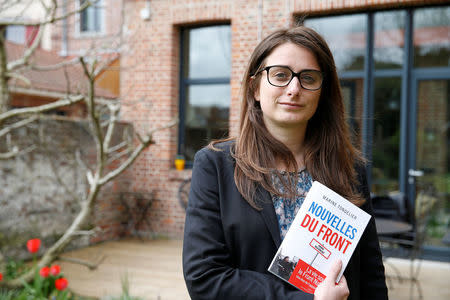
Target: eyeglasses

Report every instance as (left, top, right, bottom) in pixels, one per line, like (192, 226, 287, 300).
(254, 65, 324, 90)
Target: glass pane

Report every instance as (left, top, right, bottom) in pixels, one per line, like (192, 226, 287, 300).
(80, 0, 88, 32)
(374, 11, 406, 69)
(414, 6, 450, 67)
(416, 79, 450, 249)
(341, 78, 364, 145)
(185, 25, 231, 79)
(371, 77, 402, 195)
(305, 14, 367, 72)
(183, 84, 230, 161)
(6, 25, 25, 44)
(80, 0, 102, 32)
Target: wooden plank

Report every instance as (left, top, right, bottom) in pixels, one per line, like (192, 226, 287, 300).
(57, 239, 190, 300)
(58, 238, 450, 300)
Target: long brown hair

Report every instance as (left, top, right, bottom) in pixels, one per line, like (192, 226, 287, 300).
(211, 26, 365, 209)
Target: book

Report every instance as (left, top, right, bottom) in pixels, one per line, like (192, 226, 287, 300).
(268, 181, 371, 294)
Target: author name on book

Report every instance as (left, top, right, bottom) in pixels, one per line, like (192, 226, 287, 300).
(322, 195, 358, 220)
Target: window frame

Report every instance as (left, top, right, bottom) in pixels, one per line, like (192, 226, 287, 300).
(303, 4, 450, 260)
(76, 0, 105, 37)
(178, 24, 231, 167)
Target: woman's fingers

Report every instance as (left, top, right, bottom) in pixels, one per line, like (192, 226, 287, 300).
(326, 259, 343, 283)
(314, 260, 349, 300)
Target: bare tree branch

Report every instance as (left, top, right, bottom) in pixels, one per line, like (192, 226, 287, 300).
(105, 140, 128, 154)
(30, 57, 79, 71)
(0, 146, 18, 159)
(0, 0, 98, 27)
(99, 118, 179, 186)
(0, 115, 37, 138)
(0, 0, 23, 12)
(106, 147, 132, 164)
(0, 115, 37, 159)
(0, 95, 84, 122)
(5, 71, 31, 86)
(0, 0, 177, 288)
(80, 56, 105, 176)
(7, 24, 46, 72)
(103, 103, 119, 151)
(0, 144, 35, 160)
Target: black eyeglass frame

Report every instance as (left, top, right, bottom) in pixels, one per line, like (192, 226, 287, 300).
(253, 65, 325, 91)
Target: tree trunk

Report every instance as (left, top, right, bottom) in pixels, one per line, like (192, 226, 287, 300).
(0, 26, 10, 114)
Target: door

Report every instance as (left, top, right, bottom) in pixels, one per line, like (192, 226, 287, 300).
(409, 76, 450, 250)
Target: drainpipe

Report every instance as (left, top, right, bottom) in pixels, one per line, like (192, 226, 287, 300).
(60, 0, 68, 57)
(285, 0, 291, 28)
(257, 0, 263, 42)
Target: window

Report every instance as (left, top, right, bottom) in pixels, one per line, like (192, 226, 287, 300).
(5, 25, 26, 44)
(374, 10, 406, 69)
(5, 25, 39, 46)
(305, 11, 406, 194)
(303, 6, 450, 256)
(414, 6, 450, 67)
(79, 0, 103, 33)
(306, 15, 366, 139)
(306, 15, 367, 72)
(179, 25, 231, 163)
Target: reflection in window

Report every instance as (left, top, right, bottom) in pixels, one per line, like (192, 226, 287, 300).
(183, 26, 231, 79)
(184, 84, 230, 160)
(372, 77, 402, 194)
(414, 7, 450, 67)
(180, 25, 231, 162)
(305, 15, 367, 72)
(341, 79, 364, 144)
(416, 80, 450, 248)
(374, 11, 406, 69)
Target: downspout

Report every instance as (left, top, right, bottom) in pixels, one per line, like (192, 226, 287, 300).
(285, 0, 291, 28)
(257, 0, 263, 42)
(60, 0, 68, 57)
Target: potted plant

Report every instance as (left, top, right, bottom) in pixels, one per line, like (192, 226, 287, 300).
(174, 154, 186, 171)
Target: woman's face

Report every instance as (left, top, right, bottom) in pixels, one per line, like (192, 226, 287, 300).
(254, 42, 321, 132)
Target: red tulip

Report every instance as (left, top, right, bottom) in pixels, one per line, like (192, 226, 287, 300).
(0, 272, 3, 281)
(50, 264, 61, 276)
(39, 266, 50, 278)
(26, 239, 41, 253)
(55, 277, 68, 291)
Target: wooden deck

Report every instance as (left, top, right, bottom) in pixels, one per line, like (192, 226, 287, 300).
(58, 239, 189, 300)
(58, 238, 450, 300)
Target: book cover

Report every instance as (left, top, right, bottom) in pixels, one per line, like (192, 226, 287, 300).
(268, 181, 371, 294)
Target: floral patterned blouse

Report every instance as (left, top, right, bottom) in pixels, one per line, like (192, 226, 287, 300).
(271, 169, 313, 241)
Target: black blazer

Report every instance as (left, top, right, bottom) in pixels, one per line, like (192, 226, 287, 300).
(183, 141, 388, 300)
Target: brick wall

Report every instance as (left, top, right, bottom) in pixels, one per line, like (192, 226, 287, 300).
(51, 0, 124, 56)
(117, 0, 446, 239)
(44, 0, 448, 240)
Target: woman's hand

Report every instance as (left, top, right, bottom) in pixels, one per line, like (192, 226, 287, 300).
(314, 259, 350, 300)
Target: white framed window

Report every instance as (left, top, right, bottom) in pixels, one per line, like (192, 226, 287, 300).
(79, 0, 104, 34)
(5, 25, 26, 44)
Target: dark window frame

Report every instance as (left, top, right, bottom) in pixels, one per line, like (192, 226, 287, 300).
(302, 5, 450, 188)
(303, 5, 450, 260)
(178, 24, 231, 167)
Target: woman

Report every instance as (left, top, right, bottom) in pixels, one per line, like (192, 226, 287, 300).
(183, 26, 388, 300)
